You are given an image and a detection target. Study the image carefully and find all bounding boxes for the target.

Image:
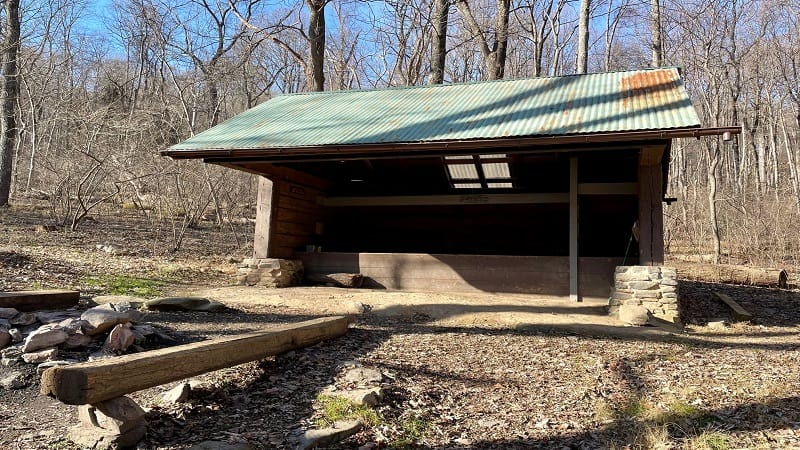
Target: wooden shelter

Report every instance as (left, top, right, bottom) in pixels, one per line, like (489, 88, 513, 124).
(163, 68, 738, 300)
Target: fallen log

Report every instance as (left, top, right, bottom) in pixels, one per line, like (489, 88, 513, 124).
(306, 273, 364, 288)
(0, 290, 79, 311)
(675, 263, 788, 288)
(41, 315, 352, 405)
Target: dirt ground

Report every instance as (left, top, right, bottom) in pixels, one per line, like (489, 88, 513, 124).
(2, 207, 800, 449)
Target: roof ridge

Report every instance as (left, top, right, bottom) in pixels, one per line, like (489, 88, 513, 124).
(271, 67, 683, 99)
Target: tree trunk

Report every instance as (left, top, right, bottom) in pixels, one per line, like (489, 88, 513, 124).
(575, 0, 590, 74)
(0, 0, 20, 206)
(650, 0, 663, 67)
(306, 0, 326, 92)
(430, 0, 449, 84)
(492, 0, 510, 79)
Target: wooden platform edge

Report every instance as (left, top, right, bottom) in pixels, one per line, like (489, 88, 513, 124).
(40, 315, 353, 405)
(713, 291, 753, 322)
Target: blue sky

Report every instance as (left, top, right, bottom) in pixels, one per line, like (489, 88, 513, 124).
(83, 0, 113, 32)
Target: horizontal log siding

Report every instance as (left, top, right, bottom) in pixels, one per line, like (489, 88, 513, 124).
(297, 252, 621, 298)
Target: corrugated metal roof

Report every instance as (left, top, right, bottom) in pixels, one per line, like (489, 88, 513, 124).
(169, 68, 700, 152)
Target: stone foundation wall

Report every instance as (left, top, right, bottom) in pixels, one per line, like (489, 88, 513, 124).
(611, 266, 679, 323)
(236, 258, 303, 288)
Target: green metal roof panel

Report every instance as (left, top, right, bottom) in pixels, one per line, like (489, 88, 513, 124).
(169, 68, 700, 151)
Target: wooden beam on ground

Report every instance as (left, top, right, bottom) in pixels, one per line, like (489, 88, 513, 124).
(0, 290, 79, 311)
(713, 292, 753, 322)
(41, 316, 353, 405)
(323, 193, 569, 207)
(569, 157, 579, 301)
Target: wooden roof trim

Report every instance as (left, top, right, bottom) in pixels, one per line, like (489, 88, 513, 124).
(162, 126, 741, 161)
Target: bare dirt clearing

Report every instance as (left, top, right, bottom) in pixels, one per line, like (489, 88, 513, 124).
(2, 207, 800, 449)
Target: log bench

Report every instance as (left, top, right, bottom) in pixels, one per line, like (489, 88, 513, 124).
(0, 290, 79, 311)
(40, 315, 353, 448)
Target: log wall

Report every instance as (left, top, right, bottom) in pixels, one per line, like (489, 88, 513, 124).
(297, 252, 622, 299)
(251, 166, 328, 259)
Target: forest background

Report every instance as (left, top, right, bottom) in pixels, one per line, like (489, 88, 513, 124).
(0, 0, 797, 267)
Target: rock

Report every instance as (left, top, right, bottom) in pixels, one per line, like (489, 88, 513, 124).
(342, 367, 382, 385)
(93, 396, 147, 434)
(68, 421, 146, 450)
(8, 328, 22, 343)
(343, 301, 370, 315)
(130, 324, 155, 343)
(633, 290, 660, 299)
(335, 387, 384, 406)
(22, 347, 58, 363)
(63, 333, 93, 349)
(98, 301, 141, 314)
(104, 323, 135, 353)
(81, 306, 140, 336)
(21, 327, 68, 352)
(628, 281, 660, 290)
(298, 420, 363, 450)
(10, 312, 37, 326)
(0, 318, 8, 328)
(36, 310, 81, 324)
(92, 295, 145, 308)
(0, 307, 19, 319)
(55, 318, 85, 335)
(707, 319, 728, 330)
(37, 360, 74, 374)
(162, 382, 191, 404)
(188, 441, 252, 450)
(95, 244, 128, 255)
(618, 304, 650, 326)
(88, 349, 115, 361)
(0, 370, 27, 389)
(1, 346, 22, 366)
(0, 329, 9, 349)
(144, 297, 226, 312)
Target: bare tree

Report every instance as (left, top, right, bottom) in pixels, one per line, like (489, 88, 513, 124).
(306, 0, 326, 91)
(455, 0, 511, 79)
(575, 0, 590, 73)
(429, 0, 450, 84)
(650, 0, 662, 66)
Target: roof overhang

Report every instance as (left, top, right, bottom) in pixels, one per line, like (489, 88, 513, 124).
(161, 126, 741, 164)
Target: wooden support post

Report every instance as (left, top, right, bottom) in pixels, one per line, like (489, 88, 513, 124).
(41, 316, 353, 405)
(569, 157, 579, 301)
(0, 290, 79, 311)
(638, 146, 665, 265)
(253, 177, 277, 259)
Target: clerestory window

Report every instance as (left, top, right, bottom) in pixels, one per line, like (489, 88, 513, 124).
(444, 154, 513, 190)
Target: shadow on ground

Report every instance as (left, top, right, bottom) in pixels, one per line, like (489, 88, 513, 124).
(135, 279, 800, 448)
